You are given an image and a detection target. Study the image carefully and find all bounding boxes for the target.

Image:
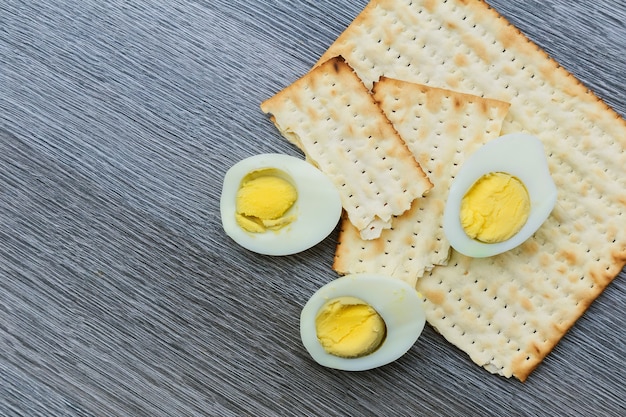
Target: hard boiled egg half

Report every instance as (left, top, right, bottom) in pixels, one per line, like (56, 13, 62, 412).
(443, 133, 557, 258)
(300, 273, 426, 371)
(220, 153, 342, 256)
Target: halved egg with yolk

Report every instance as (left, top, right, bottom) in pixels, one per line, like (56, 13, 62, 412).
(300, 273, 426, 371)
(220, 153, 342, 256)
(443, 133, 557, 258)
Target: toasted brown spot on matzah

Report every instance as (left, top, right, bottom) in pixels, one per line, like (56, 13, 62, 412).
(558, 250, 578, 266)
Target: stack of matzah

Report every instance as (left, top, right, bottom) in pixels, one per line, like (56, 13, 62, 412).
(261, 0, 626, 381)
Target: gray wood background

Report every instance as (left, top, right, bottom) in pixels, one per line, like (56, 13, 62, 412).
(1, 1, 625, 416)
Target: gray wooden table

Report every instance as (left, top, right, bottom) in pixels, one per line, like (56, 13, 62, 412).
(1, 1, 625, 415)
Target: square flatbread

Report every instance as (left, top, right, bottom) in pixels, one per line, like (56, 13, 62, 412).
(261, 56, 433, 240)
(317, 0, 626, 381)
(333, 78, 511, 287)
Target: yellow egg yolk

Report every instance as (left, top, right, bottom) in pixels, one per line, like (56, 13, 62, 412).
(235, 169, 297, 233)
(315, 297, 386, 358)
(460, 172, 530, 243)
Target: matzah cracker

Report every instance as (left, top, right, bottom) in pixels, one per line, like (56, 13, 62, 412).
(318, 0, 626, 380)
(333, 78, 510, 287)
(261, 56, 433, 240)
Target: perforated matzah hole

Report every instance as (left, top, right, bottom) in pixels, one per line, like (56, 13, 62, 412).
(261, 57, 433, 239)
(334, 78, 510, 287)
(319, 0, 626, 380)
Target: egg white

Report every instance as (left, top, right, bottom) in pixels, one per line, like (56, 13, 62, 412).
(443, 133, 557, 258)
(220, 153, 342, 256)
(300, 273, 426, 371)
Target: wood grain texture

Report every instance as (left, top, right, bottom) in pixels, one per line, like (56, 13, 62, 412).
(1, 0, 625, 416)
